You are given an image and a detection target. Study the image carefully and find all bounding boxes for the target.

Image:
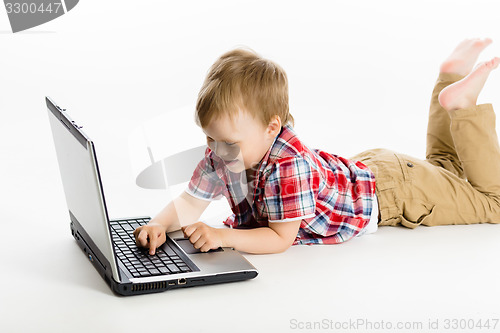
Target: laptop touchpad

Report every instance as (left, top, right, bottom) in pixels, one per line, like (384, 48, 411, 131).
(174, 238, 223, 254)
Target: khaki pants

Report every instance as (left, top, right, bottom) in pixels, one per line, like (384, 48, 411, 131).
(351, 73, 500, 228)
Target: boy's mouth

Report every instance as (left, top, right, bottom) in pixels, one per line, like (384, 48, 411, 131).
(224, 159, 239, 167)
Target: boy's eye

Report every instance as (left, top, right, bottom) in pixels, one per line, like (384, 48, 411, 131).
(206, 137, 236, 146)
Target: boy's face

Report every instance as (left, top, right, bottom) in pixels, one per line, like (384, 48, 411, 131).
(203, 108, 281, 175)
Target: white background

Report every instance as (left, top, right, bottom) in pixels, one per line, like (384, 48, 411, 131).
(1, 1, 500, 332)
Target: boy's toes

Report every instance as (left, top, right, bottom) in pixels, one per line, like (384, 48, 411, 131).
(475, 57, 500, 72)
(473, 37, 492, 48)
(487, 57, 500, 69)
(440, 38, 493, 76)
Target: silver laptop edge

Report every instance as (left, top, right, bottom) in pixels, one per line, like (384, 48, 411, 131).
(46, 97, 122, 282)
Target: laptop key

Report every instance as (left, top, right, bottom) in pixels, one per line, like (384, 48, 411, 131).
(166, 264, 180, 273)
(141, 258, 152, 264)
(163, 245, 176, 256)
(130, 223, 141, 230)
(122, 224, 133, 231)
(179, 266, 191, 272)
(159, 267, 170, 274)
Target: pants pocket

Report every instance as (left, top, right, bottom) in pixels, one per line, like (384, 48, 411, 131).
(400, 200, 435, 229)
(394, 153, 418, 183)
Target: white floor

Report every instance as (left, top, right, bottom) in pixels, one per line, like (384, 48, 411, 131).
(2, 1, 500, 332)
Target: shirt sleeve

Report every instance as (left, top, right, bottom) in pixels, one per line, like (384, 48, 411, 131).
(186, 147, 224, 201)
(264, 157, 317, 222)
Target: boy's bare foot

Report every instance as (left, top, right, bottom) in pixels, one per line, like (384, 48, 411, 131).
(438, 57, 500, 112)
(440, 38, 493, 76)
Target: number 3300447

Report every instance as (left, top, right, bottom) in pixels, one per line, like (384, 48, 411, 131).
(5, 2, 62, 14)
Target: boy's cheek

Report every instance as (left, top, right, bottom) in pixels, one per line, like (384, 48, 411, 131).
(227, 146, 241, 160)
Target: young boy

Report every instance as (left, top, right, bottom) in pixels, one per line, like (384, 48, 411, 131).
(134, 38, 500, 255)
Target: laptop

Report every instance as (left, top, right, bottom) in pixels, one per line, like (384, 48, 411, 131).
(45, 96, 258, 296)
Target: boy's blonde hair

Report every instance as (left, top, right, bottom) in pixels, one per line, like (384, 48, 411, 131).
(195, 48, 294, 128)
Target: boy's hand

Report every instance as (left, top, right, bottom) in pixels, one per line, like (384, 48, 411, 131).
(182, 222, 223, 252)
(133, 222, 167, 255)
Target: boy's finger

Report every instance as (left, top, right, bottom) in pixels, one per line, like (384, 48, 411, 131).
(149, 233, 158, 255)
(200, 244, 212, 253)
(183, 225, 195, 237)
(136, 230, 148, 247)
(193, 237, 206, 250)
(133, 226, 141, 237)
(133, 228, 141, 243)
(188, 228, 203, 245)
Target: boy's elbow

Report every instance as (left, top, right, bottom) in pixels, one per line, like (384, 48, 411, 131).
(250, 238, 292, 254)
(273, 246, 290, 254)
(272, 238, 294, 253)
(267, 220, 301, 253)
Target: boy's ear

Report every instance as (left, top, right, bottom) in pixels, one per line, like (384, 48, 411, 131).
(267, 115, 282, 137)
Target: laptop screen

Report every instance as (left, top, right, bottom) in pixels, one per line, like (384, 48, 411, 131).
(47, 100, 117, 278)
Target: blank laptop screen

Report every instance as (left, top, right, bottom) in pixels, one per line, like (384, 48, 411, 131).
(47, 109, 115, 267)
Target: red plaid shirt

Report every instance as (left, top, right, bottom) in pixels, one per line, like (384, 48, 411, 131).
(187, 124, 376, 245)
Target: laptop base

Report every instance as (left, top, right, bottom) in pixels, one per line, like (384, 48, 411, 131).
(71, 217, 258, 296)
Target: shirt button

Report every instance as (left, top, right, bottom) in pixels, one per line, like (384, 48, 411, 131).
(407, 162, 414, 167)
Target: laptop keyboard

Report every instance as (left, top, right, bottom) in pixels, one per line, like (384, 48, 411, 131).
(110, 218, 193, 278)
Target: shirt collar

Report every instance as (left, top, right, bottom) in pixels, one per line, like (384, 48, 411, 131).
(256, 124, 296, 174)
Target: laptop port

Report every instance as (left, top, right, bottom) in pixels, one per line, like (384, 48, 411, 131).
(168, 281, 176, 286)
(178, 278, 187, 285)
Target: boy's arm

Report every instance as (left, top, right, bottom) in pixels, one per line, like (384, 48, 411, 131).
(134, 191, 211, 254)
(182, 219, 302, 254)
(154, 191, 211, 232)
